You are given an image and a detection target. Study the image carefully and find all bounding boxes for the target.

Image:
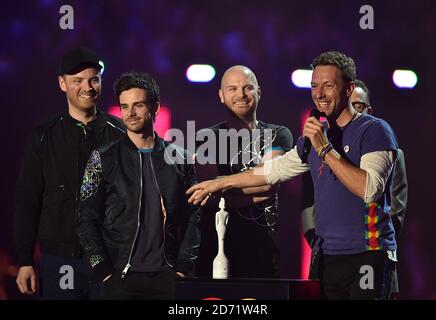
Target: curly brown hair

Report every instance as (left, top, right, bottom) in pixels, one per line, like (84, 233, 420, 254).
(113, 72, 160, 107)
(311, 51, 356, 82)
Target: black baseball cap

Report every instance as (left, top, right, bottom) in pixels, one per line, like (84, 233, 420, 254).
(59, 47, 102, 75)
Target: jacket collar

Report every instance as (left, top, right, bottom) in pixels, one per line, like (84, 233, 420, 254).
(122, 132, 166, 153)
(63, 109, 109, 130)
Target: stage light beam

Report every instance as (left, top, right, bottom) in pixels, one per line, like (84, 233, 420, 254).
(186, 64, 216, 83)
(291, 69, 312, 89)
(99, 60, 105, 75)
(392, 69, 417, 89)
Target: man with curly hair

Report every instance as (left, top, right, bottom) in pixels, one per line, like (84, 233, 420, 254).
(187, 52, 399, 300)
(301, 77, 407, 299)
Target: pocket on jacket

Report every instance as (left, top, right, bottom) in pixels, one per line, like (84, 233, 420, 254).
(42, 185, 67, 205)
(104, 198, 126, 226)
(39, 185, 74, 240)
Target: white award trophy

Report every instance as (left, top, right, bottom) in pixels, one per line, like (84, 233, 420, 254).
(212, 197, 229, 279)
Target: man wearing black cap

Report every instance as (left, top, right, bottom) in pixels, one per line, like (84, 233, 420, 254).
(14, 47, 124, 299)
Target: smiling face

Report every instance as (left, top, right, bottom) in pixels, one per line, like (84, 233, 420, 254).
(311, 65, 354, 118)
(58, 67, 101, 113)
(119, 87, 159, 134)
(351, 87, 372, 114)
(218, 67, 261, 120)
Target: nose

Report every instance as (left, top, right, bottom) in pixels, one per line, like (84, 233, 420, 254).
(313, 86, 325, 99)
(236, 87, 246, 98)
(128, 105, 137, 117)
(84, 79, 96, 93)
(84, 83, 93, 92)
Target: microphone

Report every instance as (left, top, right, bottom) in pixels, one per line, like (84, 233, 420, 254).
(301, 108, 325, 163)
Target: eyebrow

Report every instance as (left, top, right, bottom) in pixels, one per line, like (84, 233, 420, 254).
(71, 76, 100, 81)
(120, 101, 147, 107)
(133, 101, 147, 106)
(225, 84, 254, 89)
(311, 81, 334, 85)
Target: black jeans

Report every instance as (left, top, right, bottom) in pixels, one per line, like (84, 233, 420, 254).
(101, 268, 175, 300)
(39, 254, 100, 300)
(310, 250, 396, 300)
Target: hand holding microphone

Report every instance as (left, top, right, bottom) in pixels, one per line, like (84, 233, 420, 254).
(301, 109, 327, 163)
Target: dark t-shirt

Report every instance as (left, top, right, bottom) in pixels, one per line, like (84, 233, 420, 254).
(195, 121, 293, 278)
(130, 149, 167, 272)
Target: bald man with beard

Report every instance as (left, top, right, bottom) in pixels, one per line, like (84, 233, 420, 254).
(194, 65, 293, 279)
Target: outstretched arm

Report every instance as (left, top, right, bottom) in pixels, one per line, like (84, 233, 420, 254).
(212, 149, 285, 208)
(187, 165, 267, 206)
(188, 146, 310, 206)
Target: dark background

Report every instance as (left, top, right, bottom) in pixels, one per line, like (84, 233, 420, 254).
(1, 0, 435, 299)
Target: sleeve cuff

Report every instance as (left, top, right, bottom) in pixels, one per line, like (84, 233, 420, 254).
(16, 253, 34, 267)
(92, 260, 114, 283)
(175, 259, 193, 275)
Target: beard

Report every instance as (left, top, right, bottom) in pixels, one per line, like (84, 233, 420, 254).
(125, 114, 153, 133)
(68, 92, 98, 110)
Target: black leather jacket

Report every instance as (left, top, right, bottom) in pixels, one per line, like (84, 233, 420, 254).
(14, 111, 124, 266)
(77, 134, 201, 281)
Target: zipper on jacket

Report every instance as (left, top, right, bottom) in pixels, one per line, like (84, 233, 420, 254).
(149, 156, 173, 268)
(121, 152, 143, 279)
(76, 123, 87, 203)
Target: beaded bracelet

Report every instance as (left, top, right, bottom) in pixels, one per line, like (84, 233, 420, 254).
(316, 142, 330, 157)
(319, 143, 333, 161)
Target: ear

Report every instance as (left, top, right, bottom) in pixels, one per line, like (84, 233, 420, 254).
(58, 75, 67, 93)
(153, 102, 161, 121)
(218, 89, 224, 104)
(346, 81, 355, 97)
(366, 106, 373, 115)
(257, 86, 261, 100)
